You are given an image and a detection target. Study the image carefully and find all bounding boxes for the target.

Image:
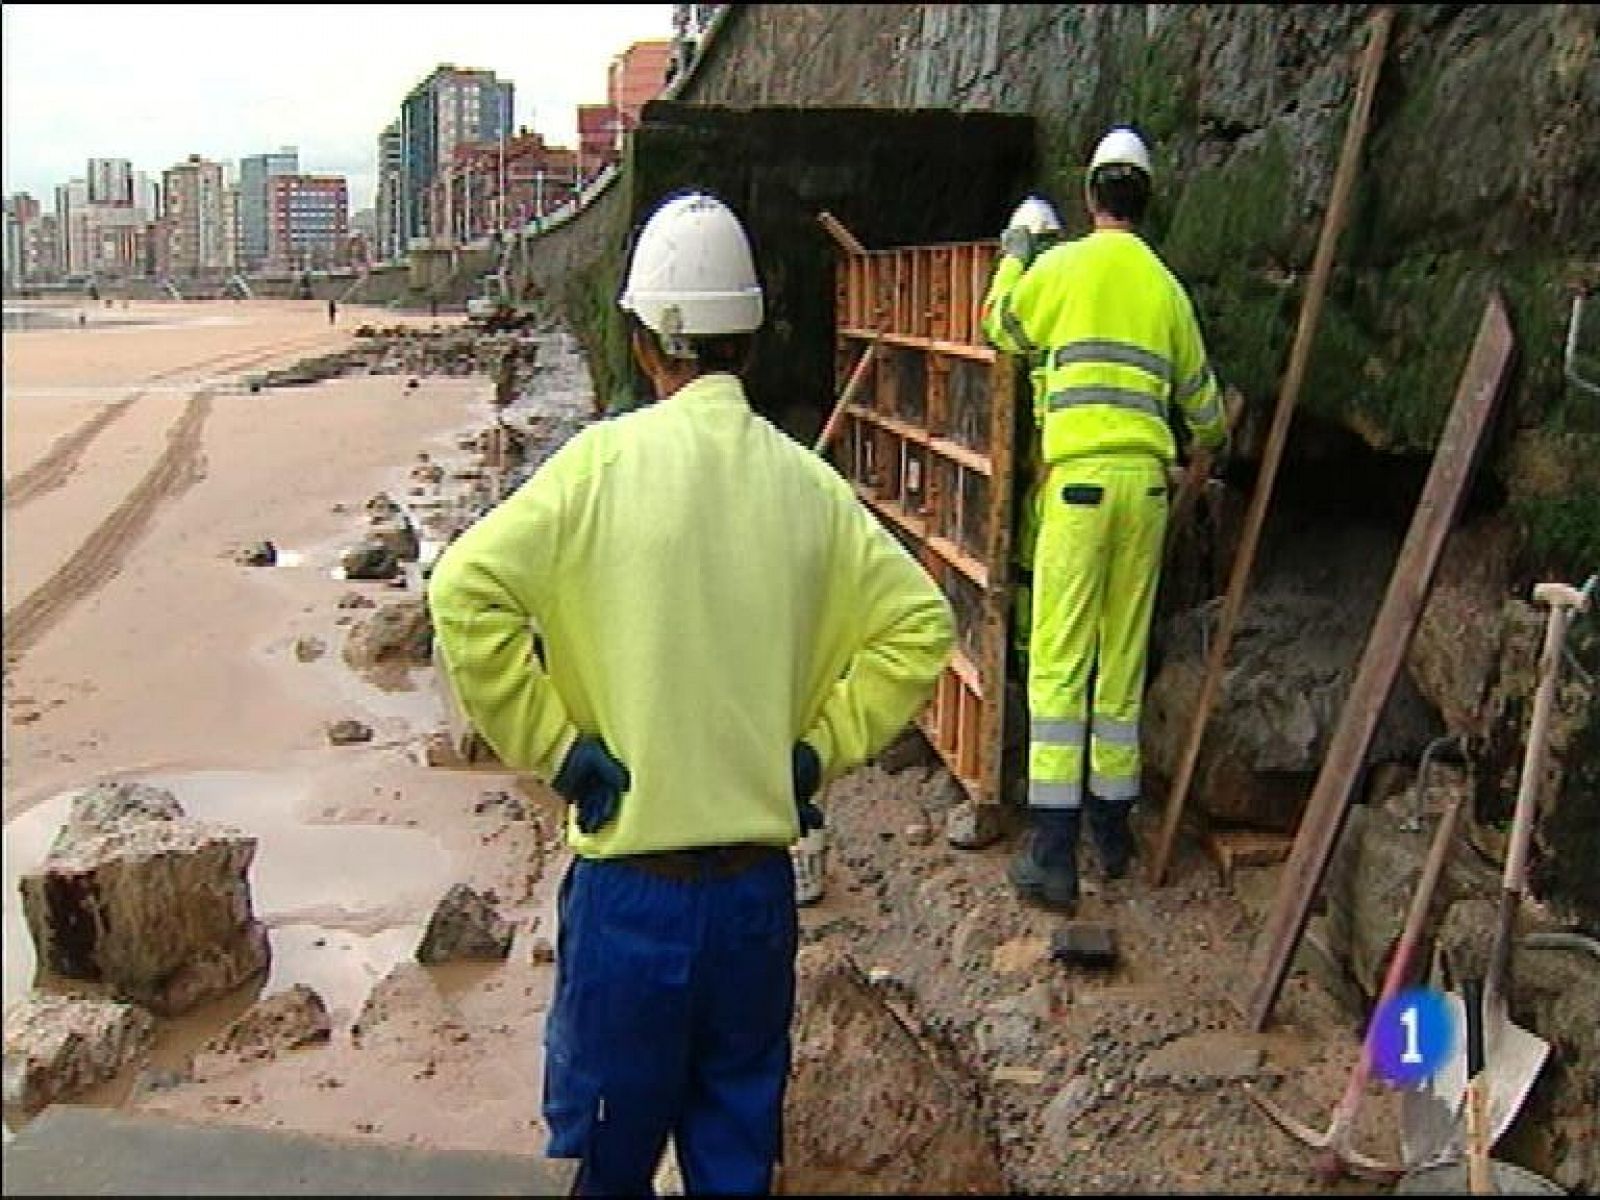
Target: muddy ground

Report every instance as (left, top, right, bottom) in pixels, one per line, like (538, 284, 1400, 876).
(0, 310, 1513, 1194)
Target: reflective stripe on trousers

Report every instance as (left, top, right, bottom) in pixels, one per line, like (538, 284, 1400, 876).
(1027, 454, 1166, 811)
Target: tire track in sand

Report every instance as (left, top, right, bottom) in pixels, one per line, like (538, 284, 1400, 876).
(3, 389, 212, 668)
(4, 391, 147, 510)
(4, 334, 330, 513)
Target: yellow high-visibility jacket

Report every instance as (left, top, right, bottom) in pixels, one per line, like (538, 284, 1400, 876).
(427, 372, 955, 858)
(982, 228, 1228, 464)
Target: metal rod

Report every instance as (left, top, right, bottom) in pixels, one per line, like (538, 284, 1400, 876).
(1565, 291, 1600, 398)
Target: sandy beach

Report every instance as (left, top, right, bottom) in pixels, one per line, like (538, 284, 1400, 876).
(2, 297, 570, 1155)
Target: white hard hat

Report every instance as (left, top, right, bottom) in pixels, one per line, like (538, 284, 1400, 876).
(618, 191, 764, 340)
(1007, 195, 1062, 237)
(1088, 126, 1153, 181)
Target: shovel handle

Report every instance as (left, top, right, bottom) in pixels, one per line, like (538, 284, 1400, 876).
(1486, 579, 1586, 1017)
(1462, 978, 1495, 1195)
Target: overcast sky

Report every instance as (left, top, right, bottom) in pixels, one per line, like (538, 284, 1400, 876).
(1, 3, 675, 211)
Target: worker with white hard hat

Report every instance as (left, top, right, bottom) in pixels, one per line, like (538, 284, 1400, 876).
(981, 125, 1230, 913)
(428, 188, 954, 1195)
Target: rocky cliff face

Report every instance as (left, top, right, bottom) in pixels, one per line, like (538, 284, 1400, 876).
(677, 3, 1598, 579)
(672, 2, 1600, 933)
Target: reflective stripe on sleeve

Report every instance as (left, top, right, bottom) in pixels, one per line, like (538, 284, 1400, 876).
(1001, 300, 1036, 357)
(1178, 363, 1214, 402)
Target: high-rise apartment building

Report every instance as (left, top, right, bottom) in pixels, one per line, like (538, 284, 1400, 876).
(608, 39, 672, 136)
(54, 178, 90, 276)
(577, 105, 617, 183)
(399, 64, 513, 246)
(237, 147, 299, 269)
(576, 40, 672, 184)
(3, 194, 40, 288)
(87, 158, 134, 207)
(163, 154, 227, 277)
(266, 174, 349, 271)
(134, 171, 161, 216)
(374, 122, 404, 262)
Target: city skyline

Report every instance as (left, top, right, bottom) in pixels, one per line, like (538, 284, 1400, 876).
(0, 4, 675, 212)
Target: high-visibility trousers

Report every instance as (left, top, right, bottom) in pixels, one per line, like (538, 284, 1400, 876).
(1028, 454, 1168, 811)
(1012, 470, 1042, 662)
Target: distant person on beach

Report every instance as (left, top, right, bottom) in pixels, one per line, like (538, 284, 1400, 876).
(428, 189, 954, 1195)
(327, 299, 337, 325)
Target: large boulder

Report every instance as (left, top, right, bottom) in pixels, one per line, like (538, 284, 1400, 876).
(781, 939, 1005, 1195)
(1144, 594, 1442, 830)
(1476, 594, 1599, 935)
(1408, 514, 1519, 737)
(17, 780, 270, 1017)
(342, 599, 433, 673)
(2, 993, 155, 1113)
(415, 884, 514, 965)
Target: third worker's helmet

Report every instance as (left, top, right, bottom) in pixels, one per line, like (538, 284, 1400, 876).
(1087, 125, 1153, 186)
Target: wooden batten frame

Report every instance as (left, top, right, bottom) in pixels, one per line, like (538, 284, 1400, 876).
(820, 215, 1015, 809)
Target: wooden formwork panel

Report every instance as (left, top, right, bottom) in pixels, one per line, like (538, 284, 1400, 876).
(830, 235, 1016, 808)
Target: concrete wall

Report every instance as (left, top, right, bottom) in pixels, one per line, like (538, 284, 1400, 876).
(504, 104, 1032, 429)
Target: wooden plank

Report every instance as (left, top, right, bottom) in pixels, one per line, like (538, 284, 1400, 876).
(815, 340, 879, 454)
(838, 328, 998, 363)
(845, 402, 929, 447)
(1240, 289, 1515, 1031)
(1148, 6, 1395, 887)
(928, 435, 992, 477)
(976, 352, 1017, 808)
(927, 534, 989, 590)
(1204, 829, 1293, 886)
(817, 209, 867, 257)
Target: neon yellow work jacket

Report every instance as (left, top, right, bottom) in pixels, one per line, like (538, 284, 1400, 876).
(427, 372, 955, 858)
(982, 228, 1228, 464)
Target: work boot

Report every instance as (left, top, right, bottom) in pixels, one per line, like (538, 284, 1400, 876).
(1007, 808, 1081, 913)
(1086, 795, 1135, 880)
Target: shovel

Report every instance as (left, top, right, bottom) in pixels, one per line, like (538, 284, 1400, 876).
(1402, 577, 1595, 1167)
(1395, 977, 1565, 1196)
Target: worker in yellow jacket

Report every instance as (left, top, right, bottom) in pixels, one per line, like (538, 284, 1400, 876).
(428, 189, 954, 1195)
(981, 126, 1229, 913)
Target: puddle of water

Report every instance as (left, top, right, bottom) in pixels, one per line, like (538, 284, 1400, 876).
(2, 769, 455, 1022)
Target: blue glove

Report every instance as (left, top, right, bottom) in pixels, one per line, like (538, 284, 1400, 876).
(1000, 226, 1035, 267)
(552, 736, 631, 834)
(792, 741, 824, 833)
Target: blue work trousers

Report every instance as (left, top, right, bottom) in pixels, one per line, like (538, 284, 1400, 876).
(544, 851, 799, 1196)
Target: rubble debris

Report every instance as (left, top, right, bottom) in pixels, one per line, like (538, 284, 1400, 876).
(326, 718, 373, 745)
(191, 985, 331, 1080)
(236, 540, 276, 567)
(17, 780, 270, 1016)
(415, 883, 514, 964)
(2, 993, 155, 1113)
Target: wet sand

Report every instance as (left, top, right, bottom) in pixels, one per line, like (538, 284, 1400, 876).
(2, 297, 565, 1156)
